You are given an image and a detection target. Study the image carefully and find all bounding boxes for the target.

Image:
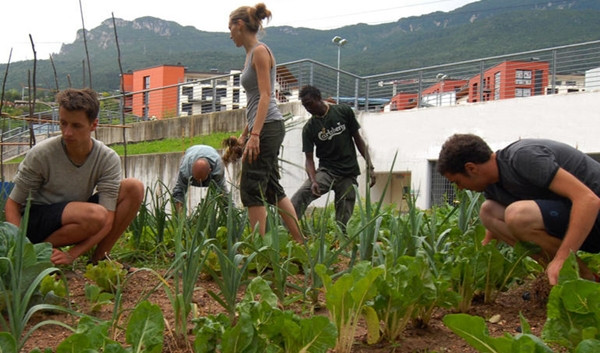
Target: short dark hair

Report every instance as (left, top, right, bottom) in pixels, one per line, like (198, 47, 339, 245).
(56, 88, 99, 123)
(299, 85, 322, 101)
(437, 133, 493, 175)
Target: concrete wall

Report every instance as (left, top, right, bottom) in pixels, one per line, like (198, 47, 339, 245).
(4, 91, 600, 211)
(96, 102, 306, 145)
(359, 90, 600, 208)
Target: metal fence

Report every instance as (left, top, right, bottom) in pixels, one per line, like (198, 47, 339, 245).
(88, 39, 600, 119)
(3, 40, 600, 161)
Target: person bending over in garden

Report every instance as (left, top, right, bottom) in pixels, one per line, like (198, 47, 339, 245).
(437, 133, 600, 285)
(226, 3, 303, 243)
(291, 85, 376, 232)
(172, 144, 229, 212)
(4, 88, 144, 266)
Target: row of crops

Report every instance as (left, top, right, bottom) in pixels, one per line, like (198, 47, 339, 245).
(1, 181, 600, 352)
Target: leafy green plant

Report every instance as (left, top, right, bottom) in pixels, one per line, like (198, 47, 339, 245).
(443, 312, 553, 353)
(373, 255, 423, 342)
(84, 259, 127, 293)
(542, 253, 600, 351)
(316, 261, 384, 353)
(479, 241, 541, 304)
(247, 204, 304, 304)
(39, 273, 67, 298)
(54, 300, 164, 353)
(205, 194, 256, 321)
(0, 215, 72, 352)
(298, 193, 355, 305)
(84, 283, 115, 313)
(193, 276, 337, 353)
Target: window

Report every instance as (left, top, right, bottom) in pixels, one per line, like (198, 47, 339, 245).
(429, 160, 455, 207)
(182, 86, 193, 101)
(181, 103, 192, 116)
(515, 70, 532, 85)
(494, 72, 501, 100)
(515, 88, 531, 97)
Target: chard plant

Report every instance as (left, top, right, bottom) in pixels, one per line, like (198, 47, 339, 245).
(298, 194, 352, 305)
(443, 312, 553, 353)
(316, 261, 384, 353)
(373, 255, 424, 342)
(54, 300, 165, 353)
(478, 241, 541, 304)
(542, 253, 600, 351)
(193, 276, 337, 353)
(0, 212, 73, 352)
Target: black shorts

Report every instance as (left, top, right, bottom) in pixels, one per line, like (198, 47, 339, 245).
(240, 120, 287, 207)
(25, 194, 99, 244)
(535, 199, 600, 253)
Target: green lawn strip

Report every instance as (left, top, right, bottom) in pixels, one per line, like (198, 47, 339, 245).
(109, 131, 241, 155)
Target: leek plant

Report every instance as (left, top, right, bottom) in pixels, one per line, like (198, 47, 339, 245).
(162, 187, 221, 343)
(0, 206, 73, 352)
(247, 204, 303, 303)
(205, 193, 256, 322)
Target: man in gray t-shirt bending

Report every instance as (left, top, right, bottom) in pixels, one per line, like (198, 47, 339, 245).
(4, 88, 144, 266)
(437, 133, 600, 285)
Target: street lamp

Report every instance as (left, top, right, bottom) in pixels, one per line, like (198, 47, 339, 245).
(332, 36, 348, 104)
(436, 73, 447, 107)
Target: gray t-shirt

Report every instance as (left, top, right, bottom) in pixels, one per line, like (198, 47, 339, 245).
(172, 145, 228, 204)
(484, 139, 600, 206)
(9, 135, 121, 211)
(240, 42, 283, 131)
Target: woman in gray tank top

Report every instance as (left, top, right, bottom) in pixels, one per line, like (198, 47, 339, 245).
(228, 3, 303, 243)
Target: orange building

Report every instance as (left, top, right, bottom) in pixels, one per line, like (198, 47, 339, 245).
(121, 65, 186, 120)
(388, 92, 419, 111)
(468, 60, 549, 102)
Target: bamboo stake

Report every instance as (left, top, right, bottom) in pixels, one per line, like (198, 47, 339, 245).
(79, 0, 93, 89)
(0, 49, 13, 181)
(28, 35, 37, 147)
(112, 12, 129, 177)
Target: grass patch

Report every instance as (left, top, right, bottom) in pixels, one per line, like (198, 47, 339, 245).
(2, 131, 242, 165)
(110, 131, 241, 155)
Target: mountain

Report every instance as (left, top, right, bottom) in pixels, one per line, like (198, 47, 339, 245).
(2, 0, 600, 93)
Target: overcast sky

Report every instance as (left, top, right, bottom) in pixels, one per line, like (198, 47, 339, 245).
(1, 0, 478, 64)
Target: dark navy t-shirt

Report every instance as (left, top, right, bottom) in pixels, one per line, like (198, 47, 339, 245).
(484, 139, 600, 206)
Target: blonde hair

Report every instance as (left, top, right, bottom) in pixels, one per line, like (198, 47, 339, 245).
(222, 136, 245, 166)
(229, 3, 272, 34)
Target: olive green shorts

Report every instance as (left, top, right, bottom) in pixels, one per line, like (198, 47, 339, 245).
(240, 120, 287, 207)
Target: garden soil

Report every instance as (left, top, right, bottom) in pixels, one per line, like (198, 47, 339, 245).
(21, 267, 552, 353)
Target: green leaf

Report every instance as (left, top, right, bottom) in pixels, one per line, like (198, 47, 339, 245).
(362, 306, 380, 345)
(298, 316, 337, 353)
(221, 313, 255, 353)
(0, 332, 17, 353)
(575, 339, 600, 353)
(443, 313, 508, 353)
(126, 301, 165, 353)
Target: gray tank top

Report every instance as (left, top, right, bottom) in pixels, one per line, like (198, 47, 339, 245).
(241, 43, 283, 130)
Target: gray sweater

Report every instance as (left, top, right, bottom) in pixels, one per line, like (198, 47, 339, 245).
(9, 136, 121, 211)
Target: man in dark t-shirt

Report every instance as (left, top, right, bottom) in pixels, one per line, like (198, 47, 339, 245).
(291, 85, 375, 231)
(437, 133, 600, 285)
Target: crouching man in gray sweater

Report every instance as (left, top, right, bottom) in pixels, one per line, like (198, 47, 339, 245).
(4, 88, 144, 265)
